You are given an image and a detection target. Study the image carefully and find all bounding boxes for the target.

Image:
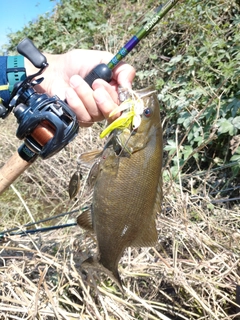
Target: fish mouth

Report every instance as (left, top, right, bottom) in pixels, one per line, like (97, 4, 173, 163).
(112, 127, 134, 157)
(100, 86, 157, 139)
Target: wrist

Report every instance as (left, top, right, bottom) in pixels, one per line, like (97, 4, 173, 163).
(7, 55, 26, 93)
(0, 57, 10, 107)
(0, 55, 26, 107)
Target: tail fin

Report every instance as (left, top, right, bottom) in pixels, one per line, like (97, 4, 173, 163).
(81, 256, 123, 291)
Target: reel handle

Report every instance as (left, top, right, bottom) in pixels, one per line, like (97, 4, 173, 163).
(17, 38, 47, 69)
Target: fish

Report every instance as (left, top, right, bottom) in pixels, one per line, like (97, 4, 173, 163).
(77, 85, 163, 289)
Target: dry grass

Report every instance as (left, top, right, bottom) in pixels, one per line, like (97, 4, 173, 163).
(0, 187, 239, 319)
(0, 110, 240, 319)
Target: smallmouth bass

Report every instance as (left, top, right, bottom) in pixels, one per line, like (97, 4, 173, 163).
(77, 86, 163, 289)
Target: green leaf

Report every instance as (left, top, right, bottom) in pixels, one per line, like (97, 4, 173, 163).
(230, 154, 240, 162)
(217, 119, 236, 135)
(169, 55, 183, 65)
(164, 140, 177, 156)
(232, 116, 240, 130)
(182, 145, 193, 160)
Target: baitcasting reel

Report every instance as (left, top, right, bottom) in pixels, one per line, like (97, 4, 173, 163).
(0, 38, 79, 160)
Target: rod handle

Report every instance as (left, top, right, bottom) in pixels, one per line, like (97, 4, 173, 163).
(0, 152, 33, 195)
(84, 63, 112, 87)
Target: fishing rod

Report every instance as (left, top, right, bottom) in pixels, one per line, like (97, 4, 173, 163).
(0, 0, 180, 195)
(0, 207, 90, 240)
(0, 208, 79, 236)
(85, 0, 181, 86)
(1, 194, 239, 240)
(0, 223, 77, 240)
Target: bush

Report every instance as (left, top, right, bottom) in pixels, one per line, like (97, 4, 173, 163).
(133, 0, 240, 181)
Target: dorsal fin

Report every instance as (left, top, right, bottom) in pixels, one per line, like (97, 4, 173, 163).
(79, 150, 102, 163)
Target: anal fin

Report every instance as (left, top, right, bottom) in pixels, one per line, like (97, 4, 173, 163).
(77, 208, 93, 231)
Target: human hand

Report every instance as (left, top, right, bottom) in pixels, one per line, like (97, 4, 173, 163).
(25, 50, 135, 127)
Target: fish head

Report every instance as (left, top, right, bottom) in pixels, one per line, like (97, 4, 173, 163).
(107, 85, 162, 154)
(133, 86, 161, 134)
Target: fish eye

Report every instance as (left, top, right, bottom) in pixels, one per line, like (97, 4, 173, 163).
(144, 108, 152, 117)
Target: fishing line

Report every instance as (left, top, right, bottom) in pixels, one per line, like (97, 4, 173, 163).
(0, 207, 89, 238)
(116, 129, 136, 158)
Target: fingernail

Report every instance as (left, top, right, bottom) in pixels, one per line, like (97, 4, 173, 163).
(70, 75, 82, 89)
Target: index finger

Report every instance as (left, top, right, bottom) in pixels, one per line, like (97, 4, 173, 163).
(111, 61, 136, 88)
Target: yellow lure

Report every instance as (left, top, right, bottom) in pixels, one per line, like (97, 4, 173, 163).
(100, 98, 144, 139)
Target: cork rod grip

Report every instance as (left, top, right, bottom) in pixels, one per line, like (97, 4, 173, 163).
(0, 152, 33, 195)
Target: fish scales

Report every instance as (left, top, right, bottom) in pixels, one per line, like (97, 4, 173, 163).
(77, 86, 163, 289)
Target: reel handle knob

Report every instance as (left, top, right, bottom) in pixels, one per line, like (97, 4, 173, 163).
(17, 38, 48, 69)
